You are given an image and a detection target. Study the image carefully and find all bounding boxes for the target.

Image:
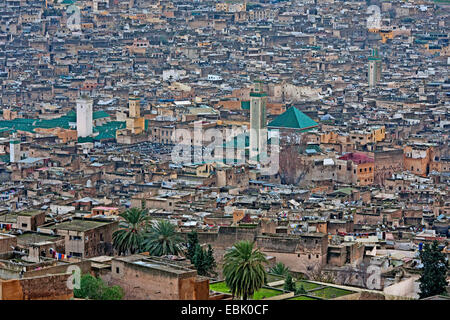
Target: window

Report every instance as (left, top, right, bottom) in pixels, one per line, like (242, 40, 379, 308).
(116, 267, 120, 274)
(21, 223, 27, 228)
(308, 254, 311, 260)
(70, 252, 82, 258)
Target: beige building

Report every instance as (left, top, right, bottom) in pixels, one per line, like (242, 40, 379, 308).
(109, 254, 210, 300)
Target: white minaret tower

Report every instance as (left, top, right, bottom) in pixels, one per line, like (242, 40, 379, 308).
(249, 80, 267, 163)
(10, 133, 20, 163)
(76, 97, 93, 138)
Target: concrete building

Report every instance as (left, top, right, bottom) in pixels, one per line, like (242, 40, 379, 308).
(0, 233, 17, 254)
(110, 254, 210, 300)
(257, 232, 329, 275)
(40, 217, 118, 259)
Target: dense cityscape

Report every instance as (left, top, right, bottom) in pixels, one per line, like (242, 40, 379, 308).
(0, 0, 448, 305)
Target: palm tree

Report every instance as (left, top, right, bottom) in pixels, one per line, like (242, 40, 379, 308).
(223, 240, 267, 300)
(142, 220, 183, 256)
(112, 208, 148, 255)
(269, 262, 290, 277)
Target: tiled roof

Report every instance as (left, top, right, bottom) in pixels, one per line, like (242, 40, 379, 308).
(268, 107, 318, 130)
(0, 111, 112, 134)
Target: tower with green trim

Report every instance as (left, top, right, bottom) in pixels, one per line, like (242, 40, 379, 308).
(368, 48, 381, 88)
(9, 133, 20, 163)
(249, 80, 267, 162)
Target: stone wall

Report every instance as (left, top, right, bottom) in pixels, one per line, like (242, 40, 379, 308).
(374, 149, 404, 186)
(0, 235, 17, 254)
(256, 234, 328, 274)
(109, 259, 208, 300)
(354, 213, 382, 225)
(179, 226, 258, 250)
(0, 273, 73, 300)
(256, 235, 299, 253)
(24, 260, 91, 279)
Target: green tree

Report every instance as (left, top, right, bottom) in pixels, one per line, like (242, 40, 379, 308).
(74, 274, 103, 300)
(142, 220, 183, 256)
(102, 285, 125, 300)
(205, 245, 217, 274)
(295, 284, 307, 295)
(74, 274, 124, 300)
(192, 243, 206, 275)
(284, 274, 296, 292)
(223, 240, 267, 300)
(192, 243, 216, 276)
(269, 262, 290, 276)
(112, 208, 148, 255)
(186, 230, 199, 261)
(418, 241, 448, 299)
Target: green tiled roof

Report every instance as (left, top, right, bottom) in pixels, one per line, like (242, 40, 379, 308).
(268, 107, 318, 130)
(241, 101, 250, 110)
(93, 121, 126, 141)
(93, 111, 111, 120)
(249, 92, 267, 97)
(0, 110, 112, 135)
(0, 154, 10, 163)
(78, 136, 94, 143)
(330, 187, 354, 196)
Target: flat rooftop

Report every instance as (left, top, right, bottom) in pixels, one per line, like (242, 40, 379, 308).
(53, 219, 112, 232)
(0, 233, 16, 240)
(115, 255, 196, 276)
(16, 210, 43, 217)
(0, 214, 17, 223)
(16, 232, 61, 246)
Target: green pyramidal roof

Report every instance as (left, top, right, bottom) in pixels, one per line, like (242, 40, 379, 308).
(268, 107, 318, 130)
